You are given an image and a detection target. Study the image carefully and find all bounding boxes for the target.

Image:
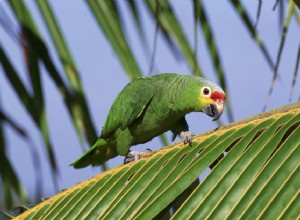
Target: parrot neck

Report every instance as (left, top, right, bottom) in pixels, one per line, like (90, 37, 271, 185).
(157, 74, 204, 116)
(176, 84, 204, 114)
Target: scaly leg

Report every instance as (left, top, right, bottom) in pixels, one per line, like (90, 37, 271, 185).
(180, 131, 194, 145)
(124, 149, 152, 164)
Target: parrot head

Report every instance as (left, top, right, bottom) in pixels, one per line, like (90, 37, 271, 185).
(198, 81, 225, 121)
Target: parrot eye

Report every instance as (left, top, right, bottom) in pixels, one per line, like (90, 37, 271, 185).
(202, 87, 211, 97)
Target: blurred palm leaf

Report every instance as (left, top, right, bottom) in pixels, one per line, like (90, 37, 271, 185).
(6, 0, 61, 192)
(264, 1, 295, 111)
(0, 109, 27, 209)
(145, 0, 203, 76)
(86, 0, 143, 80)
(230, 0, 276, 71)
(14, 102, 300, 219)
(291, 43, 300, 101)
(36, 0, 97, 145)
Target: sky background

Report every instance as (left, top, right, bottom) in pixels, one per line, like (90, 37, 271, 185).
(0, 1, 299, 201)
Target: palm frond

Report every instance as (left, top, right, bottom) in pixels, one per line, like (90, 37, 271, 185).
(145, 0, 203, 76)
(230, 0, 276, 71)
(15, 102, 300, 219)
(86, 0, 142, 80)
(263, 1, 294, 111)
(0, 110, 27, 209)
(35, 0, 97, 145)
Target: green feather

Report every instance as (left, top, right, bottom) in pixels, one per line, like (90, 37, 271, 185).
(101, 77, 154, 137)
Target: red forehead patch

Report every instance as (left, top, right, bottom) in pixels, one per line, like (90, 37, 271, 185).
(210, 91, 225, 101)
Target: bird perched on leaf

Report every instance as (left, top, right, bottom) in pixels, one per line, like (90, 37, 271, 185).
(71, 73, 225, 168)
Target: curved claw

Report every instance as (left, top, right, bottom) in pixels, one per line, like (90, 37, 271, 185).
(180, 131, 194, 146)
(124, 149, 152, 164)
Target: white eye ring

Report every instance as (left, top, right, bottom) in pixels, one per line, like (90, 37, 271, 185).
(202, 87, 211, 97)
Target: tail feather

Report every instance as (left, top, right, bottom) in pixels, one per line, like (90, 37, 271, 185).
(71, 138, 117, 169)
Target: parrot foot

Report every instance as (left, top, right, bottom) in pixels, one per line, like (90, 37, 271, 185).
(124, 149, 152, 164)
(180, 131, 194, 145)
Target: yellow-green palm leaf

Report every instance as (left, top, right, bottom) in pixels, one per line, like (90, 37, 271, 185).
(15, 102, 300, 219)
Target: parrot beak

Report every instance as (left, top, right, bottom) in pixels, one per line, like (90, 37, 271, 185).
(203, 99, 224, 121)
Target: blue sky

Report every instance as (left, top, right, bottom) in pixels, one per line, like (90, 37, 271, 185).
(0, 1, 299, 200)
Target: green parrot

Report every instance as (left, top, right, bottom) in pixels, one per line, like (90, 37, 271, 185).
(71, 73, 225, 168)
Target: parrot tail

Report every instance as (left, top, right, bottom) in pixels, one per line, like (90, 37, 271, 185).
(71, 138, 117, 169)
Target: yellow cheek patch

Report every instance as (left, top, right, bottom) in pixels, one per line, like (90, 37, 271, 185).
(199, 94, 214, 106)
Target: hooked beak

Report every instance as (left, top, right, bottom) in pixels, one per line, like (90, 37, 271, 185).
(203, 99, 224, 121)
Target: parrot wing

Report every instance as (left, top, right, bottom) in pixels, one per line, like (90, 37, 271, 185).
(101, 77, 154, 137)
